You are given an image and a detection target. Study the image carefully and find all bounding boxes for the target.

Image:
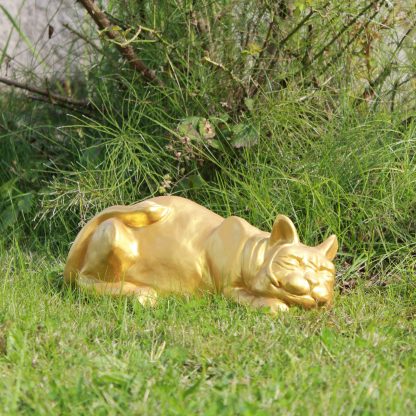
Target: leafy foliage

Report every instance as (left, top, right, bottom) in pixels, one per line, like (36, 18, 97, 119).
(0, 1, 415, 279)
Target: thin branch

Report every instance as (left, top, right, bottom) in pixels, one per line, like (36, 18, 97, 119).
(246, 13, 277, 98)
(265, 6, 318, 73)
(322, 6, 383, 73)
(76, 0, 162, 85)
(309, 0, 380, 66)
(99, 10, 191, 74)
(266, 0, 382, 94)
(393, 74, 416, 91)
(62, 22, 103, 53)
(104, 11, 129, 30)
(202, 56, 246, 90)
(360, 21, 416, 102)
(249, 2, 329, 98)
(390, 79, 399, 113)
(279, 7, 316, 49)
(251, 12, 276, 77)
(395, 76, 416, 125)
(0, 76, 90, 108)
(103, 12, 180, 55)
(27, 94, 93, 117)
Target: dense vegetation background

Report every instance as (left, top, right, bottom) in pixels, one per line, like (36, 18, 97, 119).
(1, 1, 416, 414)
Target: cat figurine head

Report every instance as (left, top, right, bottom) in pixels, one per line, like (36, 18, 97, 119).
(248, 215, 338, 309)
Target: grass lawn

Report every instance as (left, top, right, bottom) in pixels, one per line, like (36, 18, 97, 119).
(1, 242, 415, 415)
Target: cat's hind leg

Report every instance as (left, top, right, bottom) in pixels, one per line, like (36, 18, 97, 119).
(64, 201, 170, 283)
(78, 218, 139, 284)
(74, 218, 157, 305)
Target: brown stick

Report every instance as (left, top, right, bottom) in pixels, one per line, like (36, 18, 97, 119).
(27, 94, 93, 117)
(0, 76, 90, 108)
(77, 0, 162, 85)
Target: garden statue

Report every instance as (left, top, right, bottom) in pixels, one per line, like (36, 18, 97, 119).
(64, 196, 338, 314)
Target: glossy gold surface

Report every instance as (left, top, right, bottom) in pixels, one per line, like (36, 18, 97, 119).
(64, 196, 338, 314)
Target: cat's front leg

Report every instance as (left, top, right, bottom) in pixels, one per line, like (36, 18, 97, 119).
(224, 287, 289, 314)
(77, 275, 158, 306)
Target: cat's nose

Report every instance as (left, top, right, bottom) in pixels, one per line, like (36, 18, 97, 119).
(282, 272, 310, 295)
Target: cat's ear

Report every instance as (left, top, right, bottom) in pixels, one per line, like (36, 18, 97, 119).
(316, 235, 338, 261)
(270, 215, 299, 246)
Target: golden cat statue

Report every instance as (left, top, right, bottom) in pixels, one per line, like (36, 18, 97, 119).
(64, 196, 338, 314)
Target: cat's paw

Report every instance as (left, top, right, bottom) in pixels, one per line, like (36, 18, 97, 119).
(135, 287, 158, 307)
(268, 300, 289, 315)
(253, 297, 289, 315)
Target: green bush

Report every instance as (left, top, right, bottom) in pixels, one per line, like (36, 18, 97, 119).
(1, 0, 416, 278)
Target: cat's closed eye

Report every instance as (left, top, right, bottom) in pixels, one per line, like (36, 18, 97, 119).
(274, 259, 299, 269)
(304, 263, 319, 273)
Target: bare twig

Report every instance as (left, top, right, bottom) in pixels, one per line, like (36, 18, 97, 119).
(249, 3, 329, 97)
(393, 74, 416, 91)
(0, 76, 90, 108)
(309, 0, 380, 66)
(390, 79, 399, 113)
(76, 0, 162, 85)
(250, 12, 276, 82)
(301, 24, 314, 70)
(360, 21, 416, 102)
(202, 56, 246, 90)
(262, 0, 381, 95)
(104, 11, 129, 30)
(322, 6, 383, 73)
(62, 23, 103, 54)
(99, 11, 188, 69)
(27, 94, 93, 117)
(392, 75, 416, 123)
(279, 8, 316, 49)
(265, 6, 317, 73)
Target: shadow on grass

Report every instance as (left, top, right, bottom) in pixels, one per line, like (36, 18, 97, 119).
(44, 268, 103, 307)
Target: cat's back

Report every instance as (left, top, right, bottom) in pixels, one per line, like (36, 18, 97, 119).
(127, 196, 225, 291)
(142, 195, 224, 229)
